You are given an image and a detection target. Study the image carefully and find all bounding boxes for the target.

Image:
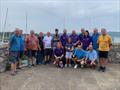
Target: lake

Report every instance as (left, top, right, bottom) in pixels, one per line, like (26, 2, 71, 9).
(112, 36, 120, 43)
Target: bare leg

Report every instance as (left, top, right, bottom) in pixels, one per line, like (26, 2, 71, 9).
(28, 57, 32, 67)
(11, 63, 14, 73)
(44, 56, 47, 62)
(14, 63, 17, 72)
(32, 57, 36, 66)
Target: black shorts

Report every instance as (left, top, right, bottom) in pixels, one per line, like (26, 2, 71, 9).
(27, 50, 37, 57)
(99, 51, 108, 58)
(87, 60, 97, 64)
(44, 49, 52, 56)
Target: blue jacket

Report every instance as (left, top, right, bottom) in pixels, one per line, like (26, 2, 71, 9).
(9, 34, 20, 52)
(74, 48, 86, 59)
(91, 33, 100, 50)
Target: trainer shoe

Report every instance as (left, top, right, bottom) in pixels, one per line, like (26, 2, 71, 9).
(69, 64, 71, 67)
(65, 64, 67, 68)
(74, 64, 78, 69)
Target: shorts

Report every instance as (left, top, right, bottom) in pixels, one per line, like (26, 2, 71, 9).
(99, 51, 108, 58)
(9, 51, 19, 63)
(44, 49, 52, 56)
(27, 50, 37, 57)
(66, 52, 73, 59)
(87, 60, 97, 64)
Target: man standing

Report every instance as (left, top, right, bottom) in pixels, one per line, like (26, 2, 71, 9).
(37, 32, 44, 64)
(79, 28, 85, 41)
(43, 32, 53, 64)
(85, 45, 97, 69)
(52, 28, 60, 50)
(25, 30, 40, 68)
(60, 29, 68, 47)
(69, 30, 79, 46)
(9, 28, 20, 75)
(91, 28, 100, 50)
(98, 28, 112, 72)
(60, 29, 69, 65)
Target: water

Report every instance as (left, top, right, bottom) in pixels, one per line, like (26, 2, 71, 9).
(112, 37, 120, 43)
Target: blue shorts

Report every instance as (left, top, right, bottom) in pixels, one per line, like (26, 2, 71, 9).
(66, 52, 73, 59)
(9, 51, 19, 63)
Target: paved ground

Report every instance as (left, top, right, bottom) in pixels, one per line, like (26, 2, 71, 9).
(0, 64, 120, 90)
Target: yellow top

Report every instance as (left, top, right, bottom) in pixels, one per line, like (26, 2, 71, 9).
(98, 34, 112, 51)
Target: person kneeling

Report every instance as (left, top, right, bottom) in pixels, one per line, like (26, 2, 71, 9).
(54, 42, 64, 68)
(72, 44, 86, 69)
(85, 45, 97, 69)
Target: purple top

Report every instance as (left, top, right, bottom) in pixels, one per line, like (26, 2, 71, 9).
(60, 34, 68, 47)
(69, 34, 79, 45)
(54, 48, 64, 57)
(81, 36, 91, 50)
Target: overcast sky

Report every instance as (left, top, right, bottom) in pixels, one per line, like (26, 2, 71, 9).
(0, 0, 120, 33)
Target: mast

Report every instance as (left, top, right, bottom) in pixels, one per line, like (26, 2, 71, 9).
(2, 8, 8, 42)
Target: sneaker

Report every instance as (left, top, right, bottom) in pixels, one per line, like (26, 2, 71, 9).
(32, 64, 36, 67)
(81, 64, 84, 68)
(15, 70, 18, 74)
(102, 67, 106, 72)
(60, 64, 64, 68)
(69, 64, 71, 67)
(65, 64, 67, 68)
(28, 64, 32, 68)
(98, 66, 102, 72)
(10, 72, 16, 76)
(74, 64, 78, 69)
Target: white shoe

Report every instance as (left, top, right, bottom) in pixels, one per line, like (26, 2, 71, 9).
(74, 65, 78, 69)
(65, 64, 67, 68)
(81, 64, 84, 68)
(69, 64, 71, 67)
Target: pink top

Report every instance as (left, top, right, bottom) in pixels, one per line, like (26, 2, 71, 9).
(25, 35, 39, 50)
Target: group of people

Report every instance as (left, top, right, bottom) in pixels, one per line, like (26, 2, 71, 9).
(9, 27, 112, 75)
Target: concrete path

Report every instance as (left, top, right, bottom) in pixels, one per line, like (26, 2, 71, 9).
(0, 64, 120, 90)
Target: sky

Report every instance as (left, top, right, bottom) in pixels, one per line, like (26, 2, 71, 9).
(0, 0, 120, 33)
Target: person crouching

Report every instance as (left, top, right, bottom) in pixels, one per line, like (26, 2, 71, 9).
(54, 42, 64, 68)
(85, 45, 97, 69)
(72, 44, 86, 69)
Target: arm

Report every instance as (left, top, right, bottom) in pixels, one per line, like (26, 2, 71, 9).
(109, 36, 112, 47)
(37, 38, 41, 50)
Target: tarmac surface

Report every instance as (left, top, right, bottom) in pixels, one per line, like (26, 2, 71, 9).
(0, 64, 120, 90)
